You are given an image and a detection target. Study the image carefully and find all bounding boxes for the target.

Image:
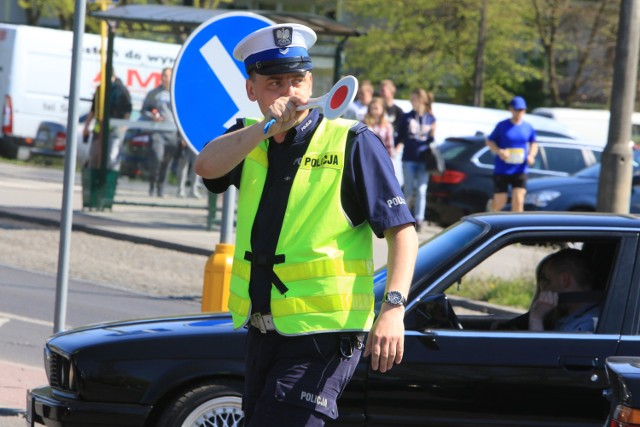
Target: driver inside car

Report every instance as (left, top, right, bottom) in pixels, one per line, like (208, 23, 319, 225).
(491, 248, 601, 332)
(528, 248, 600, 332)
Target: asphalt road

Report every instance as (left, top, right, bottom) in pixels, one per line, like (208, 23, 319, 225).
(0, 264, 201, 367)
(0, 263, 201, 426)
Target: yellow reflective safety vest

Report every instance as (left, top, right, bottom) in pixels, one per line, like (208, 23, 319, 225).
(228, 117, 375, 335)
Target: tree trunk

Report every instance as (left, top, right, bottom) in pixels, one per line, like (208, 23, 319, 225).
(598, 0, 640, 214)
(473, 0, 488, 107)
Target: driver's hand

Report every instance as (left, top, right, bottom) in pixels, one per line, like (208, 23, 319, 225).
(529, 291, 558, 331)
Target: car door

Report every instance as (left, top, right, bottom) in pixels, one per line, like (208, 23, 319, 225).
(365, 329, 618, 426)
(364, 232, 637, 427)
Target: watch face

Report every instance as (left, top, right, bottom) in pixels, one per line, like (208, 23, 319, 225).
(386, 291, 404, 305)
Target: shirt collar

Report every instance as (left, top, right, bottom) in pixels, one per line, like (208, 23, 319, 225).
(274, 108, 320, 147)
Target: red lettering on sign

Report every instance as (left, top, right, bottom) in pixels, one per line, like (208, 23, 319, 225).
(92, 70, 161, 89)
(128, 70, 161, 88)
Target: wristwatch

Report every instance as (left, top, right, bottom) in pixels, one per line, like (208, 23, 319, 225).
(383, 291, 407, 307)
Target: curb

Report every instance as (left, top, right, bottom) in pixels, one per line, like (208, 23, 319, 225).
(0, 209, 213, 257)
(0, 408, 24, 417)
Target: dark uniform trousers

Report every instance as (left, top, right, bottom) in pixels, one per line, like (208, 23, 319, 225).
(243, 327, 364, 427)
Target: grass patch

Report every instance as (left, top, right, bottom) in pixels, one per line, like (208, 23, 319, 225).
(448, 275, 536, 310)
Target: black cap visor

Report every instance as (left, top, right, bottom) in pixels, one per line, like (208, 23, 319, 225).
(247, 56, 313, 75)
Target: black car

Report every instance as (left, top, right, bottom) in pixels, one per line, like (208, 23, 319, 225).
(605, 356, 640, 427)
(426, 135, 604, 226)
(28, 212, 640, 426)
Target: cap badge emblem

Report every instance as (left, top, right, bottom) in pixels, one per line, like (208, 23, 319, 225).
(274, 27, 293, 48)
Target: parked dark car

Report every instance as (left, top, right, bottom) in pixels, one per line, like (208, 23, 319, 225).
(519, 149, 640, 213)
(426, 135, 604, 226)
(605, 356, 640, 427)
(119, 125, 151, 178)
(28, 212, 640, 426)
(30, 115, 90, 163)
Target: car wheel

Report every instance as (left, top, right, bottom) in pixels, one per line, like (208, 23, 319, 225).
(157, 380, 244, 427)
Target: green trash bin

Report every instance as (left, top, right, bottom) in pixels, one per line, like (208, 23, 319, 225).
(206, 191, 218, 231)
(82, 168, 118, 210)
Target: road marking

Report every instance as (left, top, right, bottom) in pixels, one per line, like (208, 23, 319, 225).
(199, 36, 254, 128)
(0, 311, 55, 328)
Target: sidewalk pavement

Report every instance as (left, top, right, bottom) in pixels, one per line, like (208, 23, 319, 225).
(0, 162, 222, 415)
(0, 161, 443, 414)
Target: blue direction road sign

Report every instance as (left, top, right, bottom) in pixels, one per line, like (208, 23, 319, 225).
(172, 12, 273, 153)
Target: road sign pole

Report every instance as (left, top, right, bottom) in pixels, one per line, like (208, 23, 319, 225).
(171, 13, 273, 312)
(54, 0, 87, 333)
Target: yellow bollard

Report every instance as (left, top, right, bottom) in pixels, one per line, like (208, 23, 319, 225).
(202, 243, 234, 312)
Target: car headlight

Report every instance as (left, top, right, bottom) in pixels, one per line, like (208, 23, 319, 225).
(43, 346, 51, 383)
(525, 190, 561, 207)
(43, 347, 78, 392)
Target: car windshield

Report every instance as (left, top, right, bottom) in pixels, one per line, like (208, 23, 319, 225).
(439, 138, 480, 160)
(373, 220, 487, 306)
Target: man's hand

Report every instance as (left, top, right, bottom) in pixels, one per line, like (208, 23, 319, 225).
(364, 304, 405, 373)
(263, 95, 308, 140)
(497, 148, 510, 161)
(528, 290, 558, 331)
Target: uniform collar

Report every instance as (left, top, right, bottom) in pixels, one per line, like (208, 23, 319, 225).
(275, 108, 321, 147)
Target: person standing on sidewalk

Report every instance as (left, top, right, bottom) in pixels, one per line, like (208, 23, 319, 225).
(342, 79, 374, 122)
(82, 70, 132, 169)
(142, 67, 179, 198)
(175, 139, 202, 198)
(396, 88, 436, 231)
(379, 79, 406, 187)
(194, 23, 417, 427)
(486, 96, 538, 212)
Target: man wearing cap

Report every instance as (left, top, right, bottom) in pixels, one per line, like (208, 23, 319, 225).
(485, 96, 539, 213)
(194, 23, 417, 427)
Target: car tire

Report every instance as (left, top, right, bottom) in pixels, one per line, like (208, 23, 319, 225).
(156, 380, 244, 427)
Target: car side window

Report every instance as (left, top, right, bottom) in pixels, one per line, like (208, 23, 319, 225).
(420, 239, 617, 333)
(543, 146, 588, 174)
(632, 124, 640, 145)
(476, 147, 494, 166)
(444, 243, 550, 331)
(528, 149, 543, 170)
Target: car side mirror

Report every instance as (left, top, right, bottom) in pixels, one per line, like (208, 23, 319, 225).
(410, 294, 461, 331)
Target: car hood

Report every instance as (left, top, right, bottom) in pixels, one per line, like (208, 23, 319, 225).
(48, 312, 237, 355)
(526, 175, 597, 192)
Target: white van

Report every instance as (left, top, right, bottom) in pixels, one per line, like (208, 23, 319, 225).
(532, 107, 640, 145)
(394, 100, 578, 143)
(0, 23, 181, 159)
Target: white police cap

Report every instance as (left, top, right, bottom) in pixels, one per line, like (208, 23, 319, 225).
(233, 23, 317, 75)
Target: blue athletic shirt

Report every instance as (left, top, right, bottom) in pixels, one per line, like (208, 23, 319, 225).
(488, 118, 537, 175)
(202, 109, 414, 314)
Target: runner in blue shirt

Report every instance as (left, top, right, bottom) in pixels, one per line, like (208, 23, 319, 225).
(485, 96, 539, 212)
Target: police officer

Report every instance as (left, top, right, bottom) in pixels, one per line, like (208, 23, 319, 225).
(194, 23, 418, 427)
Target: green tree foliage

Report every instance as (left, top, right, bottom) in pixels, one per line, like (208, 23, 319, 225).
(17, 0, 233, 43)
(18, 0, 73, 28)
(342, 0, 540, 106)
(530, 0, 618, 107)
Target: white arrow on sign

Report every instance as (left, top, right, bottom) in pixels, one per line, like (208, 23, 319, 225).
(199, 36, 262, 128)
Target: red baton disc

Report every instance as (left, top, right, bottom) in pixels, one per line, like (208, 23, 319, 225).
(330, 86, 349, 110)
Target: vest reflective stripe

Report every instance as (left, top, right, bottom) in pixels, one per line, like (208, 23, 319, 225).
(228, 117, 375, 335)
(232, 257, 374, 283)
